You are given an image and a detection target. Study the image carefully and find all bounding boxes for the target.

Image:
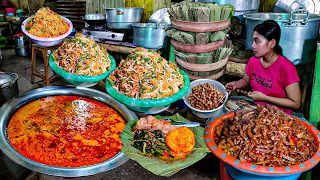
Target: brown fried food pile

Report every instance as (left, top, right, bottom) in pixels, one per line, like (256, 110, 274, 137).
(215, 105, 317, 166)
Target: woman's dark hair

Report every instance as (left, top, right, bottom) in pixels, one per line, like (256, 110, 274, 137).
(254, 20, 283, 55)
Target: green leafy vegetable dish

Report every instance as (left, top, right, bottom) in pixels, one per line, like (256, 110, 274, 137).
(120, 114, 210, 177)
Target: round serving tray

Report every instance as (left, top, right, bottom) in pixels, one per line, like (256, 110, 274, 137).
(0, 86, 137, 177)
(204, 112, 320, 178)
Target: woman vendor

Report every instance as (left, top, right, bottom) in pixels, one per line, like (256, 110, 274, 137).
(226, 20, 301, 115)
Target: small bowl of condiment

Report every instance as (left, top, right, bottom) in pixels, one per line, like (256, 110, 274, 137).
(183, 79, 228, 118)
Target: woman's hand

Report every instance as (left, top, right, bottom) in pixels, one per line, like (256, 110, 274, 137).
(225, 82, 236, 91)
(247, 91, 267, 101)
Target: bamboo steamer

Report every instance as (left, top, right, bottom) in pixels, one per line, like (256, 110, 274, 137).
(171, 38, 226, 53)
(169, 9, 232, 80)
(175, 56, 229, 80)
(171, 19, 231, 33)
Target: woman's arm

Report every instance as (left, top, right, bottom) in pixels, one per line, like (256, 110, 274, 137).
(226, 74, 250, 90)
(248, 82, 301, 109)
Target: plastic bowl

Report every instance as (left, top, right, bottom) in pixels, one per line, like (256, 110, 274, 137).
(68, 29, 77, 37)
(204, 112, 320, 180)
(183, 79, 228, 118)
(105, 70, 190, 113)
(21, 16, 73, 47)
(6, 13, 15, 16)
(5, 8, 15, 14)
(48, 50, 116, 86)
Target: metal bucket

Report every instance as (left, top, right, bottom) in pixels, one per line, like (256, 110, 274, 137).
(105, 8, 143, 29)
(244, 10, 320, 65)
(14, 45, 30, 56)
(132, 23, 167, 50)
(0, 73, 19, 106)
(14, 36, 29, 47)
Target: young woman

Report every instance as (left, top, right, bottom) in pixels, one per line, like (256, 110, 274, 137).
(226, 20, 301, 115)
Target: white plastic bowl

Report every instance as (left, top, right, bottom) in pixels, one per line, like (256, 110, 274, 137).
(21, 16, 73, 47)
(183, 79, 228, 118)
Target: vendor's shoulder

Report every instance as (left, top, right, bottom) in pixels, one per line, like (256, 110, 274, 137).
(247, 56, 259, 64)
(278, 55, 294, 65)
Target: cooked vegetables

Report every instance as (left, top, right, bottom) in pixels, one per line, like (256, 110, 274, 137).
(53, 34, 111, 76)
(132, 130, 173, 158)
(215, 105, 317, 166)
(26, 7, 69, 38)
(188, 83, 225, 110)
(108, 47, 184, 99)
(132, 116, 195, 160)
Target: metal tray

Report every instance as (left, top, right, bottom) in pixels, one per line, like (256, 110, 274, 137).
(0, 86, 137, 177)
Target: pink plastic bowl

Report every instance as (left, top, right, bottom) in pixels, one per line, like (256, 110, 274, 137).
(5, 8, 15, 14)
(21, 16, 73, 47)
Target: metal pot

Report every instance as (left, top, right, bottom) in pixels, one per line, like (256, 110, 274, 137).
(84, 13, 106, 26)
(193, 0, 260, 11)
(14, 45, 30, 56)
(244, 10, 320, 65)
(132, 23, 167, 50)
(0, 73, 19, 106)
(14, 36, 29, 47)
(105, 8, 143, 29)
(0, 86, 137, 177)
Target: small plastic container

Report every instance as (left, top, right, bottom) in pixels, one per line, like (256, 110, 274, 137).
(6, 13, 15, 17)
(5, 8, 15, 14)
(16, 9, 24, 17)
(0, 14, 4, 21)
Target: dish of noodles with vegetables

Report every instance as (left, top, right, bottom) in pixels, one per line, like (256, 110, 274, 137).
(7, 95, 126, 167)
(25, 7, 69, 38)
(53, 34, 111, 76)
(108, 48, 184, 99)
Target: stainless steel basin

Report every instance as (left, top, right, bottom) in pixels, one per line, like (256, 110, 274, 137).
(0, 86, 137, 177)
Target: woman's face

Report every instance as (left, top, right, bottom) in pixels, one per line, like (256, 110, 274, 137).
(251, 31, 274, 57)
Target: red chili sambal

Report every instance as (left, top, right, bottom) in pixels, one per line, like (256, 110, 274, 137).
(7, 96, 126, 167)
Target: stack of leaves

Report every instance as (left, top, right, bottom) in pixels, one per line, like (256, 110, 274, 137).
(173, 46, 233, 77)
(168, 1, 235, 22)
(167, 29, 229, 45)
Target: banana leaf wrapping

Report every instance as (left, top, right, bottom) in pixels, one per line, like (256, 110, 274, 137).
(196, 33, 209, 44)
(210, 30, 228, 42)
(168, 2, 235, 22)
(120, 114, 210, 177)
(167, 29, 227, 45)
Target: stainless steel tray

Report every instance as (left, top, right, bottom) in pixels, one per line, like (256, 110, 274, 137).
(0, 86, 137, 177)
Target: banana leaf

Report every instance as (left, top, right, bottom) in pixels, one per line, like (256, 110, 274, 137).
(213, 6, 222, 21)
(210, 30, 227, 42)
(120, 114, 210, 177)
(196, 33, 209, 44)
(197, 52, 213, 64)
(223, 4, 236, 19)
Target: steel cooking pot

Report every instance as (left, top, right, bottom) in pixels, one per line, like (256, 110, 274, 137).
(244, 10, 320, 65)
(84, 13, 106, 26)
(132, 23, 167, 50)
(0, 73, 19, 106)
(105, 8, 143, 29)
(0, 86, 138, 177)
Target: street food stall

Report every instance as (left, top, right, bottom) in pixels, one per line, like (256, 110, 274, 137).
(0, 0, 320, 180)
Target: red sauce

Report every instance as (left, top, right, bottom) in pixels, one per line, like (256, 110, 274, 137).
(7, 96, 126, 167)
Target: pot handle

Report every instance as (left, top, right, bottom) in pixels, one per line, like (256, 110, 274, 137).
(289, 9, 309, 25)
(0, 82, 12, 91)
(116, 10, 124, 15)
